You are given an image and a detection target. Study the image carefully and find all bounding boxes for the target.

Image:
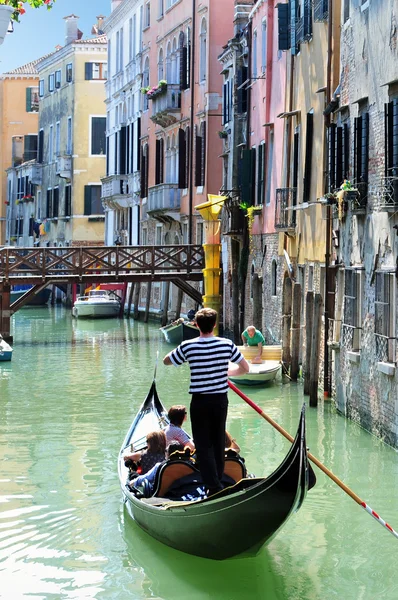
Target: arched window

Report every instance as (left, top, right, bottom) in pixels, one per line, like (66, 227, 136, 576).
(271, 259, 277, 296)
(172, 37, 179, 85)
(166, 41, 172, 82)
(261, 19, 267, 73)
(158, 48, 164, 81)
(143, 57, 149, 111)
(199, 18, 207, 82)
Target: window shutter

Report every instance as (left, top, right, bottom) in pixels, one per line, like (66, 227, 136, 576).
(290, 0, 299, 55)
(343, 123, 350, 180)
(126, 125, 130, 175)
(185, 126, 190, 188)
(53, 188, 59, 218)
(130, 122, 135, 173)
(145, 145, 149, 198)
(240, 149, 253, 206)
(84, 186, 91, 215)
(336, 125, 343, 188)
(250, 147, 256, 205)
(303, 112, 314, 202)
(200, 122, 206, 186)
(292, 130, 299, 188)
(303, 0, 312, 39)
(194, 127, 202, 187)
(136, 117, 141, 171)
(26, 88, 32, 112)
(85, 63, 93, 80)
(119, 126, 127, 175)
(179, 32, 187, 90)
(159, 139, 164, 183)
(257, 144, 263, 205)
(106, 137, 110, 177)
(277, 3, 290, 51)
(38, 130, 44, 164)
(391, 99, 398, 176)
(385, 102, 392, 177)
(353, 116, 361, 184)
(114, 132, 119, 174)
(155, 138, 161, 185)
(65, 186, 71, 217)
(186, 27, 191, 89)
(178, 128, 186, 188)
(328, 124, 336, 192)
(360, 112, 369, 183)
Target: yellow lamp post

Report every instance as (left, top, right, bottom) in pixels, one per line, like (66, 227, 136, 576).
(195, 194, 226, 335)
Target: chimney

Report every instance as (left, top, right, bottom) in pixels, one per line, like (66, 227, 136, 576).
(91, 15, 106, 36)
(64, 14, 80, 45)
(111, 0, 123, 12)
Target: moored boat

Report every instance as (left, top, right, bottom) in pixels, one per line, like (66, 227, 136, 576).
(72, 289, 121, 318)
(228, 359, 281, 385)
(119, 380, 315, 560)
(11, 285, 51, 306)
(159, 320, 200, 344)
(0, 335, 12, 361)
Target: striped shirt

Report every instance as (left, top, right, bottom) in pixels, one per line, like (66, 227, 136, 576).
(169, 336, 244, 394)
(164, 423, 192, 446)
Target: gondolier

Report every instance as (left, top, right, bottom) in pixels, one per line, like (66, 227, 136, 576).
(163, 308, 250, 496)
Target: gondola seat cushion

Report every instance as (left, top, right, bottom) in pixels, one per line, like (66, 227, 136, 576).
(153, 461, 200, 497)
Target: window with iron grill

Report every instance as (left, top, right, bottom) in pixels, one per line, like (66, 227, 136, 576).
(375, 272, 395, 363)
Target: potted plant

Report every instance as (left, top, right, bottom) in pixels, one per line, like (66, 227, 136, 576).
(146, 80, 168, 99)
(218, 130, 228, 139)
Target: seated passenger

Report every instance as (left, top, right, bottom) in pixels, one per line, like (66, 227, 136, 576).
(241, 325, 265, 364)
(225, 431, 241, 454)
(164, 405, 195, 451)
(124, 430, 166, 475)
(133, 442, 186, 495)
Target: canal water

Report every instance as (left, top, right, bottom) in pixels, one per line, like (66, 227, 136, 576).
(1, 306, 397, 600)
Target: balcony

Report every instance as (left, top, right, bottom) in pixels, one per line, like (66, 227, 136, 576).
(101, 175, 130, 207)
(150, 84, 181, 128)
(27, 163, 42, 185)
(221, 200, 245, 236)
(371, 176, 398, 211)
(147, 183, 181, 214)
(56, 155, 72, 179)
(275, 188, 297, 232)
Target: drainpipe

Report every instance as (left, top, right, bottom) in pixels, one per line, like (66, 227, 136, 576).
(188, 0, 196, 245)
(323, 0, 333, 397)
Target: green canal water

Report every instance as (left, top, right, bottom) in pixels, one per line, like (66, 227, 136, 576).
(1, 306, 397, 600)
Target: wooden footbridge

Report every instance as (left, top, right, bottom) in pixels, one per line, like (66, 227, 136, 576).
(0, 245, 204, 338)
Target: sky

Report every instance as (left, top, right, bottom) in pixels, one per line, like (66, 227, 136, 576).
(0, 0, 111, 74)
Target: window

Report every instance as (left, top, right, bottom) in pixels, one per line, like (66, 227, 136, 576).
(343, 269, 362, 351)
(53, 187, 59, 218)
(66, 63, 73, 83)
(49, 125, 54, 162)
(385, 98, 398, 185)
(142, 57, 149, 111)
(145, 2, 150, 28)
(26, 87, 39, 112)
(172, 37, 178, 84)
(55, 122, 60, 157)
(343, 0, 350, 22)
(195, 122, 206, 187)
(257, 142, 265, 205)
(91, 117, 106, 155)
(237, 66, 248, 113)
(65, 185, 71, 217)
(84, 185, 104, 215)
(46, 189, 53, 218)
(85, 62, 108, 80)
(182, 222, 188, 243)
(55, 70, 61, 88)
(196, 222, 204, 245)
(266, 133, 274, 205)
(24, 135, 37, 162)
(166, 41, 172, 82)
(222, 79, 232, 125)
(271, 260, 277, 296)
(199, 18, 207, 82)
(179, 29, 190, 91)
(156, 225, 162, 245)
(39, 80, 44, 97)
(158, 0, 164, 18)
(252, 31, 257, 79)
(354, 110, 369, 203)
(158, 48, 164, 81)
(38, 129, 44, 164)
(375, 272, 396, 363)
(140, 143, 149, 198)
(142, 227, 148, 245)
(119, 27, 124, 71)
(303, 111, 314, 202)
(166, 0, 178, 7)
(328, 122, 350, 192)
(48, 73, 55, 92)
(261, 20, 267, 73)
(129, 18, 133, 61)
(155, 137, 164, 185)
(67, 117, 72, 155)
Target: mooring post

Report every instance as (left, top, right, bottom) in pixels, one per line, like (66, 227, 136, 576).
(290, 282, 302, 381)
(133, 283, 140, 320)
(161, 282, 170, 326)
(144, 281, 152, 323)
(127, 282, 135, 317)
(303, 291, 314, 395)
(0, 284, 12, 343)
(175, 287, 183, 319)
(282, 277, 292, 375)
(309, 293, 323, 407)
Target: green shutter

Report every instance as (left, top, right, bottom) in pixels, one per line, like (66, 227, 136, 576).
(84, 186, 92, 215)
(26, 88, 32, 112)
(85, 63, 93, 80)
(277, 3, 290, 51)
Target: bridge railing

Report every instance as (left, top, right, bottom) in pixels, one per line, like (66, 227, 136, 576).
(0, 245, 204, 283)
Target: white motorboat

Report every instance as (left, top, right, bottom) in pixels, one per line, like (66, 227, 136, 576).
(72, 289, 121, 319)
(228, 345, 282, 386)
(0, 335, 13, 362)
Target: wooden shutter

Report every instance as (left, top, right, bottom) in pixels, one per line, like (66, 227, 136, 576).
(85, 63, 93, 80)
(126, 125, 130, 175)
(222, 83, 227, 125)
(65, 186, 71, 217)
(385, 102, 392, 177)
(278, 3, 290, 51)
(130, 122, 134, 173)
(114, 132, 119, 174)
(257, 144, 264, 205)
(360, 112, 369, 183)
(328, 124, 336, 192)
(84, 186, 91, 215)
(26, 88, 32, 112)
(119, 126, 127, 175)
(185, 126, 190, 189)
(136, 117, 141, 171)
(106, 137, 110, 177)
(178, 128, 186, 188)
(292, 130, 299, 189)
(290, 0, 299, 55)
(343, 123, 350, 180)
(194, 127, 202, 187)
(200, 122, 206, 186)
(240, 149, 253, 206)
(53, 188, 59, 218)
(303, 112, 314, 202)
(159, 139, 164, 183)
(303, 0, 312, 39)
(38, 130, 44, 164)
(155, 138, 161, 185)
(179, 31, 187, 90)
(336, 125, 343, 188)
(145, 145, 149, 198)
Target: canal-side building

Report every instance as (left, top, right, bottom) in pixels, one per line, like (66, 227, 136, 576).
(101, 0, 144, 247)
(331, 0, 398, 446)
(135, 0, 235, 321)
(0, 60, 40, 245)
(6, 15, 108, 249)
(218, 0, 287, 344)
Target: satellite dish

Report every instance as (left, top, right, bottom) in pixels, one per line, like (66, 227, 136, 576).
(284, 249, 294, 276)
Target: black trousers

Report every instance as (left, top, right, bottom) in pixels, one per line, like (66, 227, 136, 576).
(190, 392, 228, 493)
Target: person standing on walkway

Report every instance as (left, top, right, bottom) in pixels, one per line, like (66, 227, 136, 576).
(163, 308, 249, 496)
(241, 325, 265, 364)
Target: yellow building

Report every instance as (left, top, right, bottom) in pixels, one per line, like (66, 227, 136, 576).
(33, 15, 107, 246)
(0, 60, 40, 244)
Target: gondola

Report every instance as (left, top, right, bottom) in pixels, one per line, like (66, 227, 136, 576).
(118, 380, 315, 560)
(159, 320, 200, 345)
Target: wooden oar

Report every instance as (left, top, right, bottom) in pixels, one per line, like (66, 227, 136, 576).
(228, 380, 398, 540)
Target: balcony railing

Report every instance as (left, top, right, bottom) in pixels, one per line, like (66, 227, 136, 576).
(371, 176, 398, 210)
(314, 0, 328, 22)
(101, 175, 129, 199)
(147, 183, 181, 212)
(27, 163, 42, 185)
(275, 188, 297, 231)
(150, 84, 181, 128)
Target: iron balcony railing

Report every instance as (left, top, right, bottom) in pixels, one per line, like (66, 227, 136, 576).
(275, 188, 297, 231)
(147, 183, 181, 212)
(370, 176, 398, 210)
(314, 0, 329, 22)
